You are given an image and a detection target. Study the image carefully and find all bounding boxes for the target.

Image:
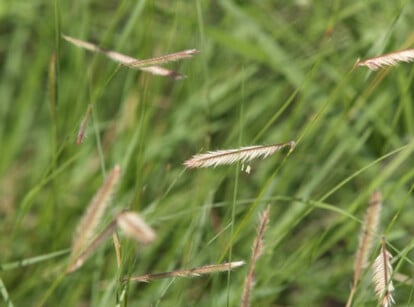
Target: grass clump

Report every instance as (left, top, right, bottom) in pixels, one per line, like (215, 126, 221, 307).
(1, 1, 414, 306)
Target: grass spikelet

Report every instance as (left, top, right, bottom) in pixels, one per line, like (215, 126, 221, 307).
(127, 49, 199, 69)
(372, 237, 395, 307)
(356, 48, 414, 70)
(241, 206, 270, 307)
(62, 34, 192, 79)
(346, 190, 382, 307)
(76, 104, 93, 145)
(116, 211, 156, 244)
(69, 165, 121, 265)
(184, 141, 295, 169)
(126, 261, 245, 282)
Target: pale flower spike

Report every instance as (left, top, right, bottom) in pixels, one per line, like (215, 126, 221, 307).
(62, 34, 197, 79)
(372, 238, 395, 307)
(356, 48, 414, 71)
(184, 141, 295, 169)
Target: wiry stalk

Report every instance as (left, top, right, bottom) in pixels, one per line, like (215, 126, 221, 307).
(184, 141, 295, 169)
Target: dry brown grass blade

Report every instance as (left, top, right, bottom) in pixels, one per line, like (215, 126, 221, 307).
(241, 206, 270, 307)
(356, 48, 414, 70)
(184, 141, 296, 169)
(346, 190, 382, 307)
(372, 237, 395, 307)
(69, 165, 121, 263)
(62, 34, 187, 79)
(126, 261, 245, 282)
(116, 211, 156, 244)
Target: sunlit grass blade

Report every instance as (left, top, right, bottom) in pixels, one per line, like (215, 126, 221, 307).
(356, 48, 414, 70)
(0, 249, 69, 272)
(69, 165, 121, 263)
(184, 141, 295, 169)
(61, 34, 185, 79)
(372, 237, 395, 307)
(241, 206, 270, 307)
(126, 261, 245, 282)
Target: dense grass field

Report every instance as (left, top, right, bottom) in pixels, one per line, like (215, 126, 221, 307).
(1, 1, 414, 306)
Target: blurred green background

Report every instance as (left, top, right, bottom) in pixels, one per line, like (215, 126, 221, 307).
(1, 0, 414, 306)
